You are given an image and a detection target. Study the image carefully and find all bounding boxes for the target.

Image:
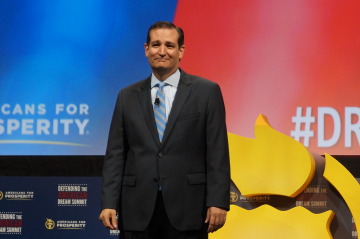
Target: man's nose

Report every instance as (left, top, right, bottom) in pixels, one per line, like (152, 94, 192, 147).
(158, 45, 166, 55)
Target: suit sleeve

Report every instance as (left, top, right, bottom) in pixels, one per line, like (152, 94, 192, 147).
(205, 83, 231, 210)
(101, 91, 128, 210)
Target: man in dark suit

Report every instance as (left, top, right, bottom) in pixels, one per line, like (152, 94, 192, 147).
(99, 21, 230, 239)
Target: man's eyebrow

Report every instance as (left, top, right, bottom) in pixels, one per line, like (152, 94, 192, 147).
(150, 40, 176, 44)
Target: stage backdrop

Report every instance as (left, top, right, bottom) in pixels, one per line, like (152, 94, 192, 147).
(1, 0, 360, 155)
(0, 176, 117, 238)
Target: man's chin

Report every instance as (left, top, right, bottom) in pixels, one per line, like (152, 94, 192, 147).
(151, 66, 169, 72)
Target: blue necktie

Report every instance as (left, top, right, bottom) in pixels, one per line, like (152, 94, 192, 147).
(154, 83, 167, 142)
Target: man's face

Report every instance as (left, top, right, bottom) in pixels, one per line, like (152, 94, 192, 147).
(145, 28, 185, 75)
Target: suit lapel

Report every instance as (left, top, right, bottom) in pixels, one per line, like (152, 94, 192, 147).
(138, 77, 161, 147)
(162, 72, 192, 144)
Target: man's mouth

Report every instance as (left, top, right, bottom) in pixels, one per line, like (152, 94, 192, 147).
(155, 58, 168, 62)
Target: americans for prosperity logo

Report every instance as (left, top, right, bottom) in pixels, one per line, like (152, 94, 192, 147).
(45, 218, 86, 230)
(0, 103, 90, 146)
(1, 191, 34, 200)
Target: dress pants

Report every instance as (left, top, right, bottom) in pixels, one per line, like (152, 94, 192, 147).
(122, 191, 208, 239)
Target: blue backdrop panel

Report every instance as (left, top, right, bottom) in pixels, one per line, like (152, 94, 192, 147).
(0, 0, 178, 155)
(0, 176, 118, 238)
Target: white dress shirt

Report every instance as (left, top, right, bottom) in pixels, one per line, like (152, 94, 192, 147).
(151, 69, 180, 119)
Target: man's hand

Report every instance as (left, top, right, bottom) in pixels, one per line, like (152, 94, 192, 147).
(205, 207, 227, 233)
(99, 209, 117, 230)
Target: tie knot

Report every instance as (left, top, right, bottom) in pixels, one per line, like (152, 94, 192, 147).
(156, 82, 167, 90)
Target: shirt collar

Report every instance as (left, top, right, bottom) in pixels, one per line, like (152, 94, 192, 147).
(151, 69, 180, 88)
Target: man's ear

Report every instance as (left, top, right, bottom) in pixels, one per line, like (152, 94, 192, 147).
(144, 43, 149, 57)
(179, 45, 185, 60)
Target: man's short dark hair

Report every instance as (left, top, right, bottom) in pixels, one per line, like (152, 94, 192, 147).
(146, 21, 184, 48)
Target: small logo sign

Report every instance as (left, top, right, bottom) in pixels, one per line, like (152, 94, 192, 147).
(230, 191, 238, 203)
(0, 212, 22, 235)
(58, 184, 88, 206)
(45, 219, 55, 230)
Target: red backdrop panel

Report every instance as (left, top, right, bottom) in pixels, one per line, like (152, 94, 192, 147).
(175, 0, 360, 155)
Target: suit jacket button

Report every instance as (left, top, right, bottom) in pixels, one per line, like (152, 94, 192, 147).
(153, 178, 158, 183)
(158, 152, 164, 158)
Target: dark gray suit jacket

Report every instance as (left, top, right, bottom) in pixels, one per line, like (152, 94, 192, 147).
(101, 69, 230, 231)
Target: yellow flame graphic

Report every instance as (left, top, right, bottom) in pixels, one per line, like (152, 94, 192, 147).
(229, 114, 315, 197)
(212, 205, 334, 239)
